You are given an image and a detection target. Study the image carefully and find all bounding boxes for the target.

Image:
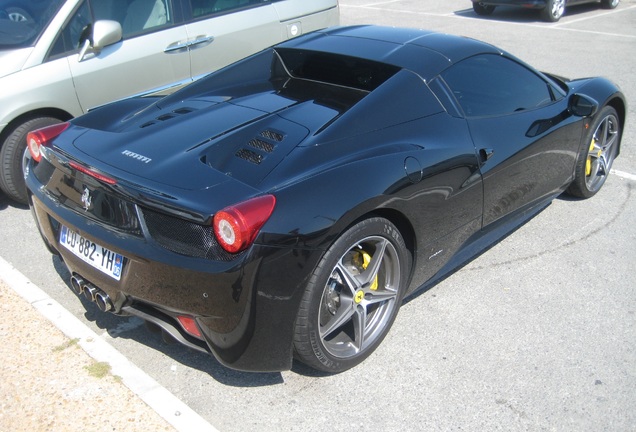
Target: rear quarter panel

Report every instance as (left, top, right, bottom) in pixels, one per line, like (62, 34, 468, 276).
(261, 113, 483, 292)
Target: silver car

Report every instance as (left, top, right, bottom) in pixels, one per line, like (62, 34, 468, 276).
(0, 0, 339, 204)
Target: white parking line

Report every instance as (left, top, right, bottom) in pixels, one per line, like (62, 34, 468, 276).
(0, 256, 219, 432)
(613, 169, 636, 182)
(553, 4, 636, 27)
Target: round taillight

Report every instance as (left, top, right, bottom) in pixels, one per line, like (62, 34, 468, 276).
(26, 122, 70, 162)
(213, 195, 276, 254)
(27, 135, 42, 162)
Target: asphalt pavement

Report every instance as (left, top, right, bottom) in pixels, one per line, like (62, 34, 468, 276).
(1, 1, 635, 431)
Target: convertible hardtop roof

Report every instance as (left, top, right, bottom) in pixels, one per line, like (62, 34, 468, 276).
(278, 25, 503, 81)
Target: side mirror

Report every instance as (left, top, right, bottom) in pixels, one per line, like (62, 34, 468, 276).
(78, 20, 122, 61)
(93, 20, 123, 49)
(568, 93, 598, 118)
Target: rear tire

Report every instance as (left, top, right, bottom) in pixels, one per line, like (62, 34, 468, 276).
(473, 2, 495, 15)
(600, 0, 619, 8)
(293, 217, 411, 373)
(541, 0, 565, 21)
(0, 117, 61, 204)
(566, 106, 620, 199)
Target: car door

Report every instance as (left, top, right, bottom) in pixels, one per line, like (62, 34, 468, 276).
(441, 54, 584, 227)
(50, 0, 191, 112)
(182, 0, 283, 80)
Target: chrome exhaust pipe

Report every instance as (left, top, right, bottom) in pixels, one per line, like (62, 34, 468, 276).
(94, 291, 114, 313)
(70, 274, 116, 313)
(70, 275, 85, 295)
(83, 284, 98, 302)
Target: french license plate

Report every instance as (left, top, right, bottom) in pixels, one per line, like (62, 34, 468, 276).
(59, 225, 124, 281)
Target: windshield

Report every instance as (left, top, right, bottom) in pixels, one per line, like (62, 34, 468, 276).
(0, 0, 66, 49)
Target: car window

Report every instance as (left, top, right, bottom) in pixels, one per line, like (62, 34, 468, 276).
(441, 54, 553, 117)
(121, 0, 172, 36)
(49, 0, 91, 57)
(49, 0, 175, 58)
(0, 0, 65, 49)
(190, 0, 270, 19)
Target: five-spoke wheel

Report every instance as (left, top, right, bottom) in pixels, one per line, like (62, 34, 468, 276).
(567, 105, 621, 198)
(294, 218, 410, 373)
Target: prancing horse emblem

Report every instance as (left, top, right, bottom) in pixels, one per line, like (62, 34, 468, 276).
(81, 187, 92, 211)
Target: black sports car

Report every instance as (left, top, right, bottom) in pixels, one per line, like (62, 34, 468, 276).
(471, 0, 619, 22)
(26, 25, 626, 373)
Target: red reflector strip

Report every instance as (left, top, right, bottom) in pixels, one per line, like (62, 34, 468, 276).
(69, 161, 117, 185)
(177, 316, 202, 338)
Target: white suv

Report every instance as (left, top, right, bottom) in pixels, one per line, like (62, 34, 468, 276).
(0, 0, 339, 203)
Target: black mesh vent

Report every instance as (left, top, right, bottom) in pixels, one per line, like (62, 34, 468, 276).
(141, 209, 238, 261)
(260, 130, 284, 142)
(139, 107, 196, 128)
(235, 148, 263, 165)
(248, 138, 275, 153)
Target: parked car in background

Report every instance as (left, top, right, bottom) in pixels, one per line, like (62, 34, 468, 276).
(471, 0, 619, 22)
(0, 0, 52, 22)
(0, 0, 339, 204)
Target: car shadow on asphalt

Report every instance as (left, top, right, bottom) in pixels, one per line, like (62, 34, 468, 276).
(404, 198, 553, 305)
(0, 192, 28, 211)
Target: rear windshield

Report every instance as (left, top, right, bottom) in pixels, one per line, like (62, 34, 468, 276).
(275, 48, 401, 92)
(0, 0, 65, 49)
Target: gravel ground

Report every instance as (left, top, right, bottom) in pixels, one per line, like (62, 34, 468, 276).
(0, 280, 176, 432)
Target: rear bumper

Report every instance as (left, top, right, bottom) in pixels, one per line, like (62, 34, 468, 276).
(27, 185, 320, 372)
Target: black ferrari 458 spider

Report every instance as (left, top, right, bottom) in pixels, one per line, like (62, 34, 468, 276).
(25, 25, 626, 373)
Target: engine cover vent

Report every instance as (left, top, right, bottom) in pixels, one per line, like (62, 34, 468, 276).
(235, 148, 263, 165)
(260, 130, 284, 142)
(248, 138, 275, 153)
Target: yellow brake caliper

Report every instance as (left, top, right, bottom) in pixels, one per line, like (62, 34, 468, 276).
(359, 250, 379, 291)
(586, 137, 600, 176)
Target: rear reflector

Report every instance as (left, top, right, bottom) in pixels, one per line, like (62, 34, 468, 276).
(177, 315, 202, 338)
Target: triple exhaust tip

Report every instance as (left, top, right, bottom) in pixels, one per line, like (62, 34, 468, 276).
(70, 275, 114, 312)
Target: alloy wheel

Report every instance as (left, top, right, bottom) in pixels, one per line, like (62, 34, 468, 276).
(318, 236, 401, 359)
(585, 112, 619, 192)
(546, 0, 565, 21)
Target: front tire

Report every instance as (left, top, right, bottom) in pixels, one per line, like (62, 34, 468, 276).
(566, 106, 620, 199)
(294, 217, 411, 373)
(0, 117, 62, 204)
(542, 0, 565, 21)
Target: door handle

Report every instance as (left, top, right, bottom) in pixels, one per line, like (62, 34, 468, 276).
(189, 35, 214, 48)
(164, 40, 189, 53)
(164, 35, 214, 53)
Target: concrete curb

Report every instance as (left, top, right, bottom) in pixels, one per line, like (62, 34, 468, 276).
(0, 256, 218, 432)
